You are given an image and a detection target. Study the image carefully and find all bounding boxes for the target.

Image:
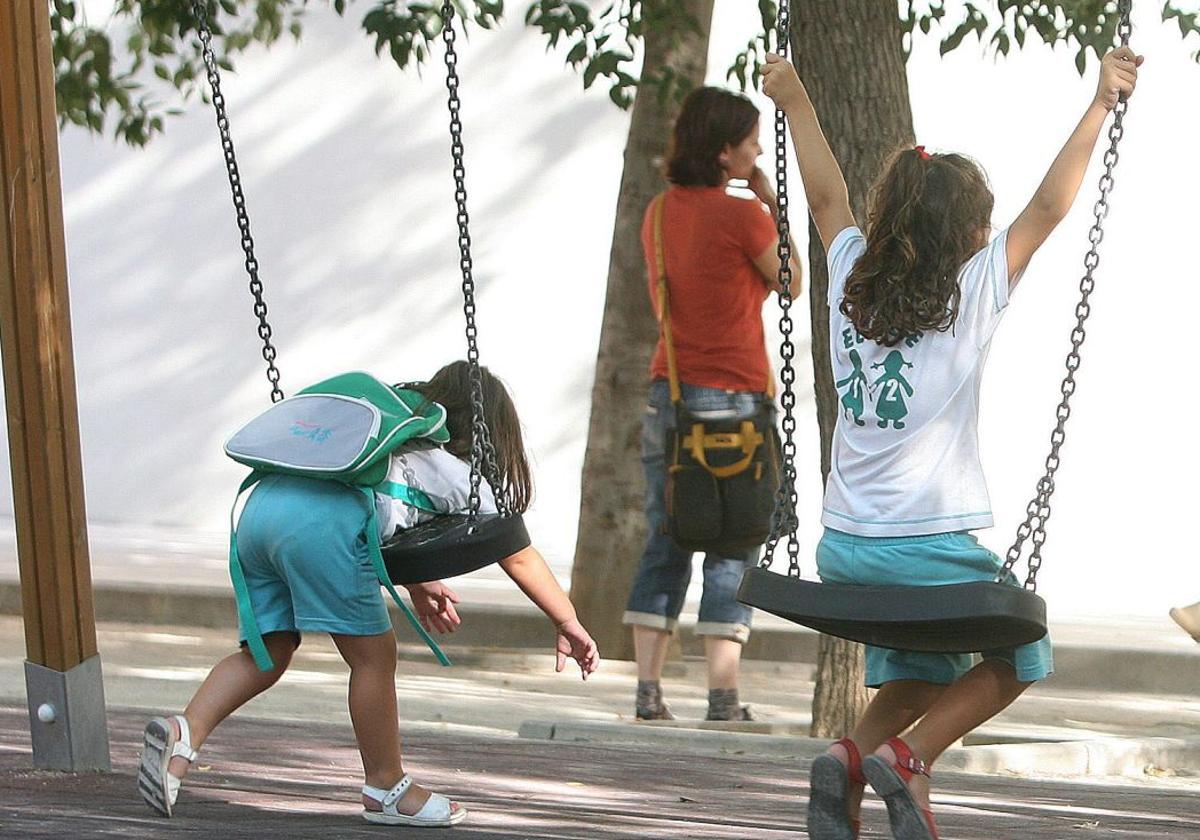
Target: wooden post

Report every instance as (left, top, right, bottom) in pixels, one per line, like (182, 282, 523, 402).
(0, 0, 110, 771)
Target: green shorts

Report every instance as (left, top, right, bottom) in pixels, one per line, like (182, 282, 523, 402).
(234, 475, 393, 641)
(816, 528, 1053, 687)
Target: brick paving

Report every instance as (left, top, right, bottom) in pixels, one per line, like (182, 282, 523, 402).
(2, 707, 1199, 839)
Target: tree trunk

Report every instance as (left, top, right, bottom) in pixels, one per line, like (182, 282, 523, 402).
(791, 0, 916, 738)
(568, 0, 715, 661)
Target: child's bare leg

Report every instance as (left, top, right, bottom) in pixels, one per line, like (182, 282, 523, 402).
(852, 680, 946, 751)
(169, 631, 299, 779)
(826, 680, 945, 819)
(878, 660, 1031, 809)
(331, 631, 461, 819)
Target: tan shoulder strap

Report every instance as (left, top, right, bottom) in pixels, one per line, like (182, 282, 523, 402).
(653, 191, 775, 401)
(652, 193, 682, 404)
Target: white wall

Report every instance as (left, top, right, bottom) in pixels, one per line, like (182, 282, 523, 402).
(1, 1, 1196, 619)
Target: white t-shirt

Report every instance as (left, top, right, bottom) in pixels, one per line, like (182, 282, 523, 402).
(822, 226, 1019, 537)
(375, 445, 498, 541)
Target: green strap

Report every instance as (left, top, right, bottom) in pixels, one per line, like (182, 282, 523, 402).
(376, 481, 441, 514)
(229, 472, 274, 672)
(359, 487, 452, 667)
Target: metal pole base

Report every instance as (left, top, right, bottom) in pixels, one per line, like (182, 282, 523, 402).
(24, 655, 111, 772)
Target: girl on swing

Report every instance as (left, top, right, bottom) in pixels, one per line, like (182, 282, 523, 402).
(761, 44, 1141, 840)
(137, 361, 599, 828)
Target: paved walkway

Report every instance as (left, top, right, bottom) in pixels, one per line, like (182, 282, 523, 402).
(4, 616, 1200, 837)
(3, 707, 1200, 839)
(4, 618, 1200, 748)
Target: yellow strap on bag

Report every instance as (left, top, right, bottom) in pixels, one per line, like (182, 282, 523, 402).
(680, 421, 765, 479)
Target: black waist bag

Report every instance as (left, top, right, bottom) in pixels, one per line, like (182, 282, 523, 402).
(665, 402, 781, 555)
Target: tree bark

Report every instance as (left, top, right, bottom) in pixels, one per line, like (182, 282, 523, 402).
(791, 0, 916, 738)
(568, 0, 715, 660)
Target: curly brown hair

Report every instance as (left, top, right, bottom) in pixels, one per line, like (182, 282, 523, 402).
(411, 361, 532, 514)
(841, 147, 994, 346)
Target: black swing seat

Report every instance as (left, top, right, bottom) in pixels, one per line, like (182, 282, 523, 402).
(382, 513, 531, 585)
(737, 567, 1047, 653)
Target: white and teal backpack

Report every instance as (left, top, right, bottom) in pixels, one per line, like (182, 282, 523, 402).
(224, 371, 451, 670)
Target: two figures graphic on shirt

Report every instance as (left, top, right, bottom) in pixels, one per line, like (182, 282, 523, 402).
(837, 329, 916, 429)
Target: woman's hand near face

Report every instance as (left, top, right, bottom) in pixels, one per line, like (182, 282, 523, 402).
(748, 166, 777, 209)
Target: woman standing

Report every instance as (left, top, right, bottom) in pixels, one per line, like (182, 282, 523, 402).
(623, 86, 801, 722)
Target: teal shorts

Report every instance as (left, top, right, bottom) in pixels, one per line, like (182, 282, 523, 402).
(234, 475, 393, 641)
(816, 528, 1053, 687)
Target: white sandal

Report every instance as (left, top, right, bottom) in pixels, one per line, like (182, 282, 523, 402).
(362, 774, 468, 827)
(137, 715, 198, 817)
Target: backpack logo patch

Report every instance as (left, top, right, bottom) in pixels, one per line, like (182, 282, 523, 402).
(290, 420, 334, 443)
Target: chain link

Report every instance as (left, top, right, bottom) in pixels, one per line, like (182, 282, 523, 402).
(192, 0, 283, 403)
(1000, 3, 1132, 590)
(760, 1, 803, 577)
(440, 1, 507, 519)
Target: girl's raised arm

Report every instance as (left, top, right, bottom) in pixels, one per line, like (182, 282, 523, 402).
(1007, 46, 1142, 282)
(760, 53, 856, 251)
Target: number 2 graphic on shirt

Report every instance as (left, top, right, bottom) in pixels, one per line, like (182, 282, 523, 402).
(870, 350, 915, 430)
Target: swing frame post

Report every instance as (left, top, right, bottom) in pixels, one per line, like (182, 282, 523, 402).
(0, 0, 111, 771)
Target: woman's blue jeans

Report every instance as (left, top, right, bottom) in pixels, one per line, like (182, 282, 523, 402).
(623, 379, 770, 643)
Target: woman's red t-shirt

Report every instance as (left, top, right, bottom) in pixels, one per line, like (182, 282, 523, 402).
(642, 186, 778, 393)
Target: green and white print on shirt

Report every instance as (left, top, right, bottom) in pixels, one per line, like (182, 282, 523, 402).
(836, 326, 921, 430)
(822, 224, 1018, 537)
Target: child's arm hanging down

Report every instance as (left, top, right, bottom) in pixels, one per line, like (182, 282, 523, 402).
(500, 546, 600, 679)
(759, 54, 856, 251)
(1007, 46, 1143, 280)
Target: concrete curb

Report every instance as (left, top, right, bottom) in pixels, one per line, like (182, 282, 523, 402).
(517, 720, 1200, 779)
(4, 581, 1200, 694)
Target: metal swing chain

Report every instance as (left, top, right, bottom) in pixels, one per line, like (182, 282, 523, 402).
(760, 0, 803, 578)
(192, 0, 284, 404)
(440, 0, 508, 520)
(999, 0, 1132, 591)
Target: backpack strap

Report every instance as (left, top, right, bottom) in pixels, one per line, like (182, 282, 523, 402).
(356, 487, 452, 666)
(228, 471, 274, 671)
(229, 474, 452, 673)
(376, 481, 442, 514)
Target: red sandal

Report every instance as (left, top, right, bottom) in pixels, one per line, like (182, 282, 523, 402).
(862, 737, 940, 840)
(807, 737, 867, 840)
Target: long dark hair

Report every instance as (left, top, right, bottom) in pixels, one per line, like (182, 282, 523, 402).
(841, 147, 994, 346)
(412, 361, 532, 514)
(665, 86, 759, 187)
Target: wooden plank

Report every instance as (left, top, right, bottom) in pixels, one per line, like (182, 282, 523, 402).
(0, 0, 98, 672)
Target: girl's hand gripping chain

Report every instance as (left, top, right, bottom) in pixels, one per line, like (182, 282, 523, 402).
(760, 52, 806, 112)
(1094, 46, 1143, 111)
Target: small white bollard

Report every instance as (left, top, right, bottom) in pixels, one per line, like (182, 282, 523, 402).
(37, 703, 56, 724)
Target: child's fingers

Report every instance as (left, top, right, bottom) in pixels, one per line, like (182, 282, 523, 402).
(443, 599, 461, 626)
(1110, 45, 1136, 62)
(443, 586, 462, 604)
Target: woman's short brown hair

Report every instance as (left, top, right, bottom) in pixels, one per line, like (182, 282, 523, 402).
(665, 87, 760, 187)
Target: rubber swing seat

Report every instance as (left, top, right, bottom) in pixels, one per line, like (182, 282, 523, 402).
(737, 567, 1047, 653)
(383, 513, 531, 585)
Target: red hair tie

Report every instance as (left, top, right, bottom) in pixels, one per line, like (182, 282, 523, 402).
(914, 145, 931, 161)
